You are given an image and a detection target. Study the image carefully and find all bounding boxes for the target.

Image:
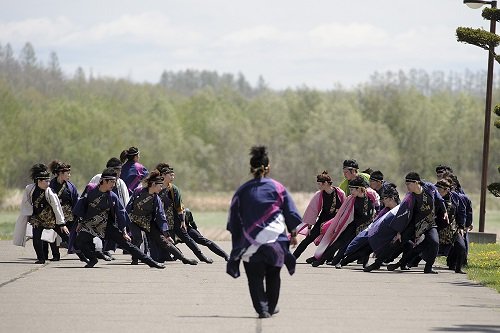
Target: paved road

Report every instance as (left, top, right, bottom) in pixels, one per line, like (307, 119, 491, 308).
(0, 240, 499, 333)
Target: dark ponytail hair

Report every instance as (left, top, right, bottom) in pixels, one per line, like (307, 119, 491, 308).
(249, 146, 269, 178)
(142, 170, 163, 188)
(317, 170, 332, 184)
(120, 150, 128, 163)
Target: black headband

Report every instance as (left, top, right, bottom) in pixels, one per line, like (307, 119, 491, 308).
(126, 147, 139, 156)
(159, 167, 174, 174)
(435, 183, 449, 190)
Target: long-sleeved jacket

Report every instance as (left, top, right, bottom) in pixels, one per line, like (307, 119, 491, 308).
(13, 184, 65, 246)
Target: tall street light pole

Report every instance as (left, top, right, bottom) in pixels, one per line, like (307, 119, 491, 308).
(464, 0, 497, 232)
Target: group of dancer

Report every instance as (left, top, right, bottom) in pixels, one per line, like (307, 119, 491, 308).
(226, 150, 473, 319)
(292, 160, 473, 275)
(13, 146, 229, 269)
(12, 145, 473, 319)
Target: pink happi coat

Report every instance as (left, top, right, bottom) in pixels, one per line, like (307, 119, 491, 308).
(296, 188, 346, 236)
(313, 188, 379, 259)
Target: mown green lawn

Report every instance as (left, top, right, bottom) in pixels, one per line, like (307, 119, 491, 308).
(189, 211, 228, 229)
(0, 211, 17, 240)
(467, 243, 500, 293)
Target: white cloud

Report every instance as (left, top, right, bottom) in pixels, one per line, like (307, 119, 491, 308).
(0, 16, 74, 46)
(61, 12, 201, 47)
(308, 23, 389, 48)
(0, 1, 491, 89)
(218, 25, 296, 45)
(0, 12, 201, 49)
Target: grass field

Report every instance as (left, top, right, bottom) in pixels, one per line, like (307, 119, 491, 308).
(466, 243, 500, 292)
(2, 190, 500, 240)
(0, 211, 17, 240)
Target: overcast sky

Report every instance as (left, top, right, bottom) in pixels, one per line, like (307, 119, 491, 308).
(0, 0, 494, 89)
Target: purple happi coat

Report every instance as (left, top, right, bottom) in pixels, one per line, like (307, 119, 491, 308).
(226, 177, 302, 278)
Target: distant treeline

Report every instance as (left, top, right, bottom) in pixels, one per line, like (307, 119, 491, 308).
(0, 42, 499, 201)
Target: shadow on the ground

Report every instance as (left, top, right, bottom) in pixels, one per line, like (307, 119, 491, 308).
(0, 261, 42, 264)
(438, 280, 483, 288)
(431, 324, 500, 332)
(178, 315, 257, 319)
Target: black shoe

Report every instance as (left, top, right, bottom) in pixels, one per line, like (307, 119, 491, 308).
(455, 270, 466, 274)
(400, 265, 410, 271)
(131, 259, 139, 265)
(34, 260, 45, 264)
(258, 312, 271, 319)
(49, 257, 60, 262)
(364, 262, 381, 272)
(339, 258, 349, 267)
(200, 256, 214, 264)
(362, 256, 369, 268)
(424, 269, 438, 274)
(387, 262, 400, 271)
(95, 251, 109, 260)
(103, 251, 115, 260)
(147, 260, 165, 269)
(305, 256, 315, 264)
(182, 258, 198, 265)
(85, 258, 98, 268)
(335, 263, 342, 269)
(311, 260, 323, 267)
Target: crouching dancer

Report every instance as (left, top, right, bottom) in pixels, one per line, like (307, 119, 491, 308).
(127, 171, 197, 266)
(73, 168, 164, 269)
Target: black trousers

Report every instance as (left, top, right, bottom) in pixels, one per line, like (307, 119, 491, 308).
(321, 223, 357, 265)
(188, 228, 228, 259)
(243, 261, 281, 315)
(76, 225, 153, 265)
(381, 226, 415, 264)
(130, 222, 146, 256)
(32, 225, 69, 261)
(400, 227, 439, 269)
(173, 224, 208, 261)
(130, 223, 189, 262)
(292, 222, 321, 259)
(341, 243, 372, 266)
(446, 234, 467, 272)
(66, 220, 79, 254)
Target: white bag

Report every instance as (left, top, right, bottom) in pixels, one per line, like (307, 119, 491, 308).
(26, 223, 33, 239)
(41, 229, 57, 243)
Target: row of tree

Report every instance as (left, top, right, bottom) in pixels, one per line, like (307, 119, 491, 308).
(0, 42, 499, 202)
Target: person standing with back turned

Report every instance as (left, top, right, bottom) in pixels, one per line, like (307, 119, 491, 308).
(226, 146, 302, 319)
